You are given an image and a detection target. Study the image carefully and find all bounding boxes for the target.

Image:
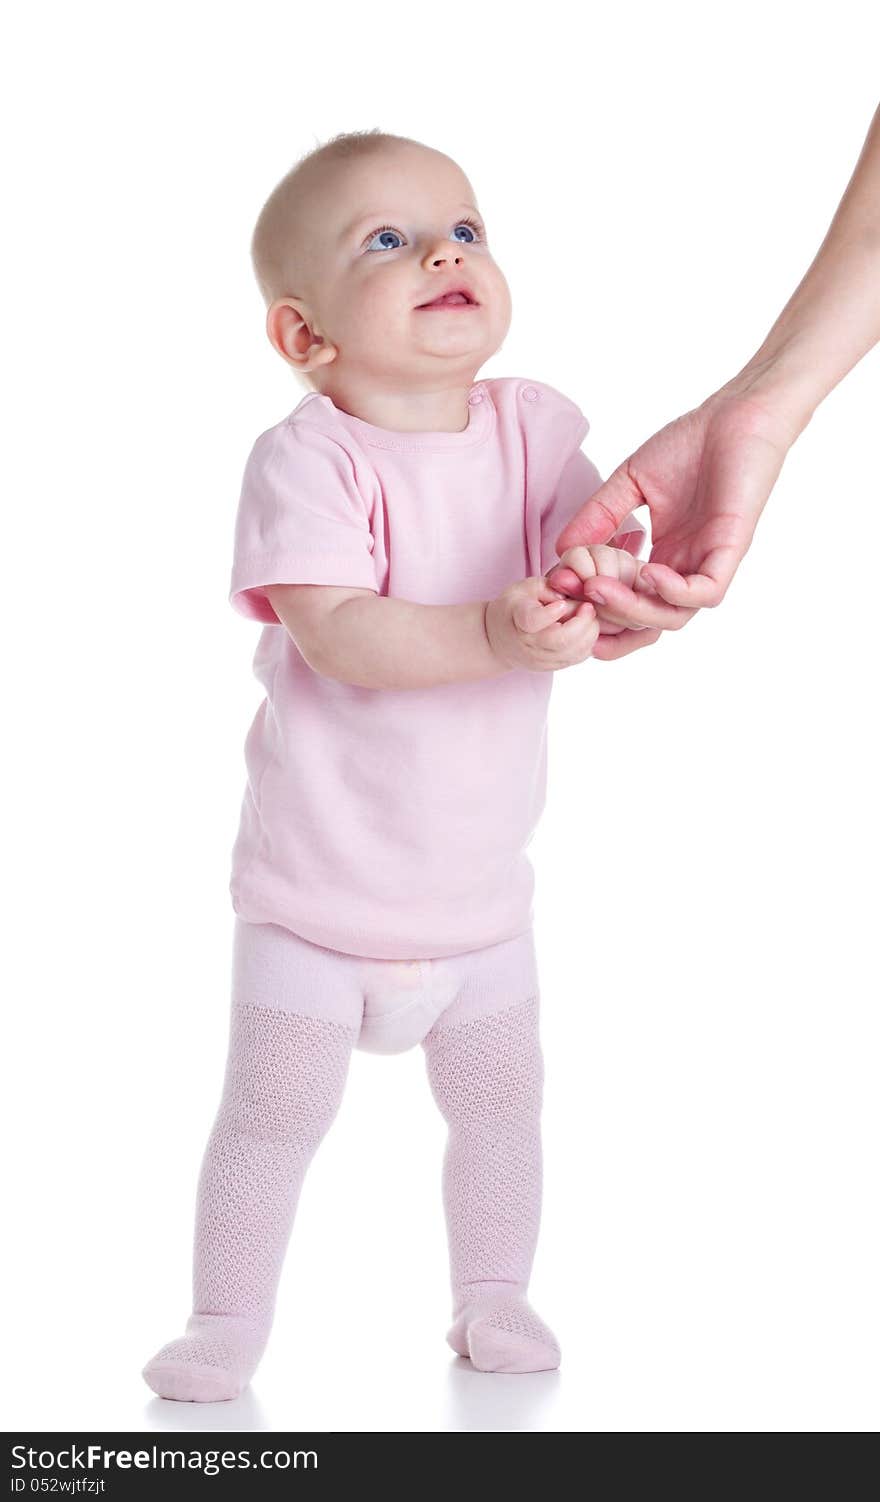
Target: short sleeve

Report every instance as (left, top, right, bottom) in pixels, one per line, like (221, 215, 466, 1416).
(541, 447, 647, 575)
(229, 417, 379, 624)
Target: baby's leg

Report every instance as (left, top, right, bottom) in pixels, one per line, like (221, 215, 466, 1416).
(143, 924, 359, 1402)
(422, 992, 560, 1373)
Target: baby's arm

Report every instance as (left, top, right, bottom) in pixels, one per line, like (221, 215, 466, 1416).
(269, 584, 504, 689)
(266, 577, 599, 691)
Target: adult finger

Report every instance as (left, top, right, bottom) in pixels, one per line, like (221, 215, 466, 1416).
(591, 626, 663, 660)
(554, 463, 642, 551)
(637, 551, 739, 609)
(580, 574, 696, 631)
(545, 564, 585, 598)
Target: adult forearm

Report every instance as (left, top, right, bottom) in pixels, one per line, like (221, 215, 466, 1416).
(724, 103, 880, 438)
(312, 594, 510, 690)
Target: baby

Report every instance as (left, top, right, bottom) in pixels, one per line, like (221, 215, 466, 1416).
(142, 130, 656, 1403)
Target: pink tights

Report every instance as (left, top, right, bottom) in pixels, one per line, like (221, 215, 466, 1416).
(142, 920, 560, 1401)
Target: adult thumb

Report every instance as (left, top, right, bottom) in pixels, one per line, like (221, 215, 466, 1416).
(554, 464, 642, 552)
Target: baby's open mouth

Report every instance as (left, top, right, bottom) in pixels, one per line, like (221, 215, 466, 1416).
(416, 290, 479, 309)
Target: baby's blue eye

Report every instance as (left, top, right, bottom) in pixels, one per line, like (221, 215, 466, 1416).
(366, 227, 405, 252)
(364, 219, 483, 253)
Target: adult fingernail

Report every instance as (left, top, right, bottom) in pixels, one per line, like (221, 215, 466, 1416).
(587, 590, 606, 605)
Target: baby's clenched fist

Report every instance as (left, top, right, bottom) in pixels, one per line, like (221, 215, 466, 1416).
(485, 576, 600, 673)
(545, 544, 655, 637)
(547, 543, 650, 596)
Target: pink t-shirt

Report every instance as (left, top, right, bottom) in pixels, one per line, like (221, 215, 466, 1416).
(228, 376, 644, 960)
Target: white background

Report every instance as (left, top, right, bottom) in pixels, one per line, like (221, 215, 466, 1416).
(3, 0, 878, 1435)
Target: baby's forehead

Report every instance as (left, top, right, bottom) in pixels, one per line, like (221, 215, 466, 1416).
(314, 147, 470, 221)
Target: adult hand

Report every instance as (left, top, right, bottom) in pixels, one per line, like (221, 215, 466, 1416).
(546, 382, 799, 634)
(547, 101, 880, 640)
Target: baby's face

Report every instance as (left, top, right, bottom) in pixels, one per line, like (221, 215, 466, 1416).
(288, 144, 511, 393)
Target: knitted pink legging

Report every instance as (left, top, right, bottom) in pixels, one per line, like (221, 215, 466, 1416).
(142, 921, 559, 1401)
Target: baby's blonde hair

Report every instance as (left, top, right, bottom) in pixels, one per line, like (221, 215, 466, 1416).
(250, 128, 429, 308)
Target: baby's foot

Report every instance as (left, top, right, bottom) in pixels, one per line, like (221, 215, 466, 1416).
(142, 1312, 269, 1402)
(447, 1295, 561, 1373)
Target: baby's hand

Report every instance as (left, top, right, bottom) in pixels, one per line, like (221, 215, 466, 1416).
(546, 545, 653, 635)
(547, 543, 649, 596)
(485, 576, 600, 673)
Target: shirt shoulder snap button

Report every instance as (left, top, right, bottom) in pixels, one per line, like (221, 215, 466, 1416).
(468, 391, 483, 405)
(521, 385, 539, 401)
